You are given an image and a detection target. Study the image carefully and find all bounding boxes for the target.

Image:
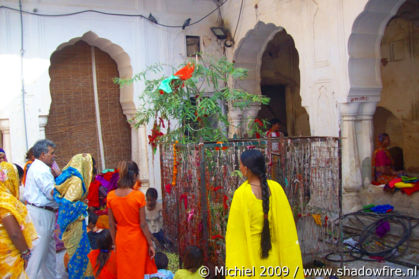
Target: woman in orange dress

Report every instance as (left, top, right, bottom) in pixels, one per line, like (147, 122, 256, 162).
(107, 161, 156, 278)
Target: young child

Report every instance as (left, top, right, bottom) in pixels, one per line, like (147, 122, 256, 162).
(174, 246, 204, 279)
(87, 229, 117, 279)
(145, 188, 166, 247)
(145, 252, 174, 279)
(88, 210, 103, 249)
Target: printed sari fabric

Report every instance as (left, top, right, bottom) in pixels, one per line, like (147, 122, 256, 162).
(54, 154, 94, 279)
(0, 162, 37, 279)
(372, 148, 398, 184)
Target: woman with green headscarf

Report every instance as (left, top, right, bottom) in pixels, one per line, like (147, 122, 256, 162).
(0, 161, 37, 278)
(54, 154, 95, 279)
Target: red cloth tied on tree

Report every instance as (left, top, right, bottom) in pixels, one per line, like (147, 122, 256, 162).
(180, 193, 188, 209)
(174, 63, 195, 80)
(223, 195, 229, 210)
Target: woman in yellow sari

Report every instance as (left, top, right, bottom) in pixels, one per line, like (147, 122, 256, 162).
(0, 161, 37, 279)
(225, 150, 303, 279)
(54, 154, 95, 279)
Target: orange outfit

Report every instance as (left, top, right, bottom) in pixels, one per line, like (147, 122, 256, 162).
(107, 190, 157, 278)
(88, 249, 117, 279)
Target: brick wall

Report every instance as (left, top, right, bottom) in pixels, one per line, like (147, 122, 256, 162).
(46, 41, 131, 171)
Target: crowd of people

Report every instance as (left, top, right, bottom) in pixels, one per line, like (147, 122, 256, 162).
(0, 137, 306, 279)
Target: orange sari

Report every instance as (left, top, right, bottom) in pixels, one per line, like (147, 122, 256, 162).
(106, 190, 156, 278)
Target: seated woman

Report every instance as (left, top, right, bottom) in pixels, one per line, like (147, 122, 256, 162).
(372, 133, 402, 184)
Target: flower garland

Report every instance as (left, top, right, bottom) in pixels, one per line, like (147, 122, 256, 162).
(172, 141, 178, 187)
(148, 121, 164, 153)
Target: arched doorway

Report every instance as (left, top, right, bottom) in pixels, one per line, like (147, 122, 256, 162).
(342, 0, 409, 213)
(258, 30, 310, 136)
(46, 40, 131, 170)
(230, 22, 310, 137)
(375, 0, 419, 174)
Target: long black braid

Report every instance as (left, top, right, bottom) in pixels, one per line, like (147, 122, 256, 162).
(241, 150, 272, 258)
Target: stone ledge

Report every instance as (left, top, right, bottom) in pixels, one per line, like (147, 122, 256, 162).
(360, 184, 419, 216)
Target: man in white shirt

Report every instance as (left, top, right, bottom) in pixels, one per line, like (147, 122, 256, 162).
(24, 139, 60, 279)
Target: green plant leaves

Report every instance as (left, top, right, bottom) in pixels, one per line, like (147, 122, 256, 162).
(115, 55, 270, 145)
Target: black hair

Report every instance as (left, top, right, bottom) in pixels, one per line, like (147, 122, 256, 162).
(183, 245, 204, 273)
(14, 163, 24, 180)
(378, 133, 389, 143)
(94, 229, 113, 277)
(92, 157, 97, 176)
(240, 149, 271, 258)
(89, 211, 99, 226)
(117, 161, 139, 188)
(269, 118, 280, 126)
(155, 252, 169, 269)
(25, 147, 34, 161)
(146, 187, 158, 200)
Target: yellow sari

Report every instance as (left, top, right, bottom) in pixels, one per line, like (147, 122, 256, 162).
(54, 154, 94, 278)
(0, 162, 37, 279)
(225, 180, 303, 279)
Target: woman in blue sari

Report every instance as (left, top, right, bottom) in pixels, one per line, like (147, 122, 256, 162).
(54, 153, 96, 278)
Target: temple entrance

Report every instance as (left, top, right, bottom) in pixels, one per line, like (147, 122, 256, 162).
(258, 30, 310, 136)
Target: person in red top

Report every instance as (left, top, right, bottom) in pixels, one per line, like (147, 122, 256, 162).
(266, 119, 285, 152)
(372, 133, 402, 184)
(88, 229, 117, 279)
(107, 161, 157, 278)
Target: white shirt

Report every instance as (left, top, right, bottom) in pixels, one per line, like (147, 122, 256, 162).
(145, 202, 163, 234)
(24, 159, 58, 209)
(267, 131, 280, 152)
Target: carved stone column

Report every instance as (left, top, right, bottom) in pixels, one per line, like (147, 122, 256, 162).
(39, 114, 48, 139)
(242, 102, 261, 137)
(228, 103, 243, 138)
(125, 112, 149, 190)
(340, 103, 363, 213)
(356, 102, 377, 186)
(0, 119, 12, 162)
(137, 125, 150, 190)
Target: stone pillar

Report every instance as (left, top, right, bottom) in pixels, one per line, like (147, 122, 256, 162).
(340, 103, 363, 213)
(356, 102, 377, 186)
(137, 125, 150, 190)
(125, 111, 150, 190)
(242, 103, 261, 137)
(0, 119, 12, 162)
(228, 103, 243, 138)
(39, 114, 48, 139)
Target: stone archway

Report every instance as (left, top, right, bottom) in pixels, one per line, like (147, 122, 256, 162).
(54, 31, 135, 116)
(229, 22, 308, 137)
(45, 32, 150, 187)
(342, 0, 407, 213)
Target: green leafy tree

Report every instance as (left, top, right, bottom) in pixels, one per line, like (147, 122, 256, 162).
(115, 56, 269, 149)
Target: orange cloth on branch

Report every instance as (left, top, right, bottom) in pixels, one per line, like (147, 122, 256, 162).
(174, 63, 195, 80)
(107, 190, 157, 278)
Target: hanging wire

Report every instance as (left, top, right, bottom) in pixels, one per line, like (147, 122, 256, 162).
(18, 0, 29, 150)
(232, 0, 244, 41)
(0, 0, 230, 29)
